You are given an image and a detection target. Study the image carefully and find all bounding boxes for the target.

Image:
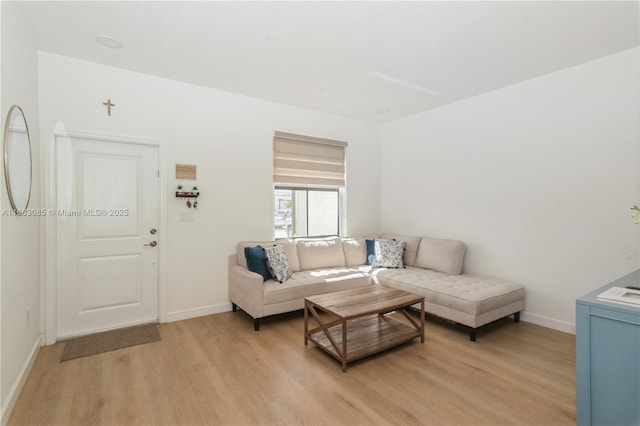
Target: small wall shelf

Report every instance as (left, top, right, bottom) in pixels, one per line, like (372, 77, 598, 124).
(175, 191, 199, 198)
(176, 185, 200, 209)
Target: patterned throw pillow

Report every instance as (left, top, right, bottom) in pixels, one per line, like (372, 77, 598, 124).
(264, 244, 293, 283)
(372, 238, 405, 268)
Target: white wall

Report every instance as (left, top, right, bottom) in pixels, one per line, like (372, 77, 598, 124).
(38, 52, 380, 327)
(0, 2, 42, 424)
(380, 48, 640, 333)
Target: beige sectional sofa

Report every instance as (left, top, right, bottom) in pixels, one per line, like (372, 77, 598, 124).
(228, 233, 525, 340)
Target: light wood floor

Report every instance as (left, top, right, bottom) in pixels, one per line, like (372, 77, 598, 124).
(9, 310, 576, 426)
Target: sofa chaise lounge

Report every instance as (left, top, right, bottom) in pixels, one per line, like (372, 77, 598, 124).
(228, 233, 525, 341)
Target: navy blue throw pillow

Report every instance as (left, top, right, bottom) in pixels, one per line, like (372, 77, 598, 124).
(365, 239, 375, 266)
(244, 245, 271, 281)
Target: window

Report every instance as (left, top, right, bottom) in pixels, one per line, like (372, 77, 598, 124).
(274, 187, 339, 238)
(273, 131, 347, 238)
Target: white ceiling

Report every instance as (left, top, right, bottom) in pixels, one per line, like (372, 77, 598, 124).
(16, 1, 640, 123)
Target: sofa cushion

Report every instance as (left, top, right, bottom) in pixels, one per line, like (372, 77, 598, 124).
(244, 245, 271, 281)
(263, 267, 371, 305)
(342, 233, 378, 267)
(372, 238, 405, 268)
(373, 266, 525, 317)
(414, 237, 466, 275)
(275, 240, 300, 272)
(341, 237, 365, 267)
(380, 233, 421, 266)
(237, 240, 300, 272)
(297, 238, 346, 270)
(264, 244, 292, 283)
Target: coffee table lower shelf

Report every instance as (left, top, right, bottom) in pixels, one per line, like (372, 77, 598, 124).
(306, 315, 421, 370)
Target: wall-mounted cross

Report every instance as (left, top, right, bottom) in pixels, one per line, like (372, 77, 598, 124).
(102, 99, 116, 116)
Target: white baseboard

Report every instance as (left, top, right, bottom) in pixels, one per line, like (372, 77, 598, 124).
(1, 334, 43, 426)
(163, 304, 577, 335)
(165, 302, 232, 323)
(520, 311, 575, 335)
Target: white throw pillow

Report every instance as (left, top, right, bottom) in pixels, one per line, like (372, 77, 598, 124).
(264, 244, 292, 283)
(372, 239, 405, 268)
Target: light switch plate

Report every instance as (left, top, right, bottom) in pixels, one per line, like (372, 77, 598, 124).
(180, 211, 194, 222)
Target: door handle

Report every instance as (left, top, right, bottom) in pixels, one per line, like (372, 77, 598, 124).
(144, 241, 158, 247)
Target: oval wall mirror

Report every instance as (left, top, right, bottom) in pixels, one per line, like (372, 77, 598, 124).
(3, 105, 32, 213)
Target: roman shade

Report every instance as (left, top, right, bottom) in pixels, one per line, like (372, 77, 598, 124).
(273, 131, 347, 187)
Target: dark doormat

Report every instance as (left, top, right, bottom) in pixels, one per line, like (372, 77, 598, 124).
(60, 323, 161, 362)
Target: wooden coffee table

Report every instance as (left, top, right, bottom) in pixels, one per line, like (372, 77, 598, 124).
(304, 285, 425, 372)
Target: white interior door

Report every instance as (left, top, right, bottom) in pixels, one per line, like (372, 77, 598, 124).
(55, 136, 159, 339)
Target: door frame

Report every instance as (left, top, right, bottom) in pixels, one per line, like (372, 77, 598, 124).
(45, 128, 167, 345)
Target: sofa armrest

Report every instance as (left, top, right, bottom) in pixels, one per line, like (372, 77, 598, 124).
(228, 257, 264, 319)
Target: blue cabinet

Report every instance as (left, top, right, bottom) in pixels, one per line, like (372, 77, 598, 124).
(576, 271, 640, 426)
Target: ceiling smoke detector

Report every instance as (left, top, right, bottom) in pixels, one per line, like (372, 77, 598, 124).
(96, 35, 123, 49)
